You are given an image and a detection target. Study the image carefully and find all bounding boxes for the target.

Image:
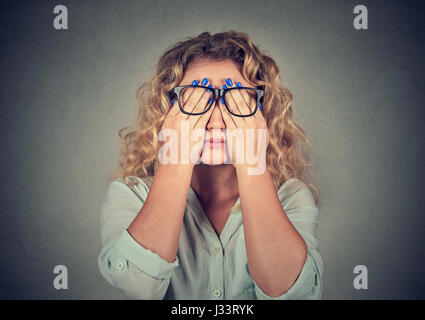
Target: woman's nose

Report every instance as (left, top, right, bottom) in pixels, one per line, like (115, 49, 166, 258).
(206, 99, 225, 130)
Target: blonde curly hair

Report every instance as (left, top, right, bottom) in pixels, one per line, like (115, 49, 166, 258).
(108, 30, 319, 204)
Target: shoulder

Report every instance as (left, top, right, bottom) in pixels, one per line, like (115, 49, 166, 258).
(104, 175, 154, 203)
(277, 178, 317, 210)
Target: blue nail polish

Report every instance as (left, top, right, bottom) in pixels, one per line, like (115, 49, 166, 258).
(226, 78, 233, 86)
(208, 97, 213, 105)
(236, 82, 242, 87)
(192, 80, 199, 85)
(259, 102, 262, 111)
(222, 84, 227, 89)
(220, 97, 225, 104)
(201, 78, 208, 85)
(206, 84, 213, 93)
(171, 98, 175, 107)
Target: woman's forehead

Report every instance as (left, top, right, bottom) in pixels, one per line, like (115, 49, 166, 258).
(180, 58, 254, 87)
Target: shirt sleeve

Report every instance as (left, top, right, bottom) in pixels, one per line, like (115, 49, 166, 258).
(97, 178, 179, 299)
(254, 180, 323, 300)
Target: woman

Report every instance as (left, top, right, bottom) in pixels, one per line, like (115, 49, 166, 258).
(98, 31, 323, 299)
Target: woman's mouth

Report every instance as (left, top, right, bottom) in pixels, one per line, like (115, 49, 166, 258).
(205, 137, 226, 148)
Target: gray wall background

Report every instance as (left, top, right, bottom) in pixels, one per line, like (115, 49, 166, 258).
(1, 0, 424, 299)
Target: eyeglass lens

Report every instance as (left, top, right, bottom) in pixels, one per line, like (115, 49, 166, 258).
(179, 87, 258, 116)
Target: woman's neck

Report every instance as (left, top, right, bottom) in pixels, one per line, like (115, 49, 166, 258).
(190, 164, 239, 205)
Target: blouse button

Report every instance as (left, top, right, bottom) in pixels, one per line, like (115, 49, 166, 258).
(213, 289, 221, 297)
(116, 262, 124, 270)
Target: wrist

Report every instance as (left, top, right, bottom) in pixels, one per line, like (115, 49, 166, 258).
(158, 162, 194, 176)
(235, 164, 268, 177)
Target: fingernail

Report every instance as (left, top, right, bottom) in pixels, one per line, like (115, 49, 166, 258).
(208, 97, 213, 105)
(206, 84, 213, 93)
(225, 78, 233, 86)
(201, 78, 208, 85)
(236, 82, 242, 87)
(259, 102, 262, 111)
(192, 80, 199, 85)
(171, 98, 175, 107)
(222, 84, 227, 89)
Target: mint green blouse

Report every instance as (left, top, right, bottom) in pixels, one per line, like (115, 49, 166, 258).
(97, 176, 323, 300)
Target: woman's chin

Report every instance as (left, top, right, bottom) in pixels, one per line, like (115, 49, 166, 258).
(199, 146, 229, 165)
(199, 154, 225, 165)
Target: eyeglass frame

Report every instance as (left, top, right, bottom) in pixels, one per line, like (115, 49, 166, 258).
(170, 85, 264, 117)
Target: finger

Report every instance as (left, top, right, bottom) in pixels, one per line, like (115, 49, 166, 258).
(168, 95, 183, 117)
(168, 85, 196, 119)
(235, 82, 257, 114)
(227, 84, 253, 117)
(172, 80, 199, 119)
(182, 79, 212, 117)
(227, 94, 259, 129)
(181, 79, 199, 105)
(253, 103, 266, 121)
(222, 84, 246, 120)
(235, 83, 263, 127)
(187, 79, 213, 118)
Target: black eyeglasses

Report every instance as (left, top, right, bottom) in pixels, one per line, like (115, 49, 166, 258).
(170, 85, 264, 117)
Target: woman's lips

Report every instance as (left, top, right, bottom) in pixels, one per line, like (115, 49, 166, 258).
(205, 138, 226, 148)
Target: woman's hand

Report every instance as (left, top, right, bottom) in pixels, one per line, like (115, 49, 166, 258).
(219, 78, 269, 175)
(159, 79, 215, 168)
